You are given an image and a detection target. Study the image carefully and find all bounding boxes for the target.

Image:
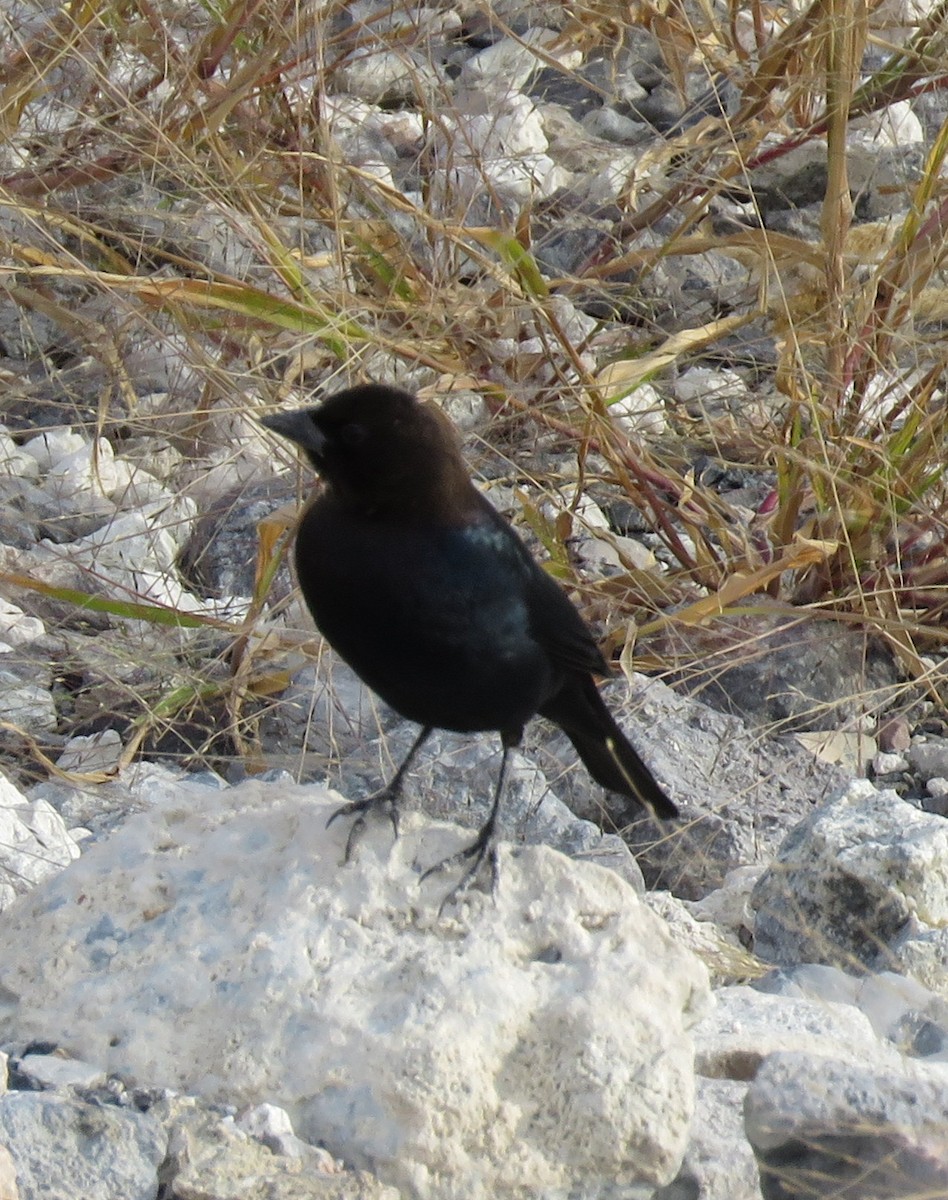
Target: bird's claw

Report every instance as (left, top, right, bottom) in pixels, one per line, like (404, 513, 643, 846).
(420, 825, 499, 914)
(326, 789, 399, 862)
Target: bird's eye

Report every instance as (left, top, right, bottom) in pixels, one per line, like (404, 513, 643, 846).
(340, 422, 367, 447)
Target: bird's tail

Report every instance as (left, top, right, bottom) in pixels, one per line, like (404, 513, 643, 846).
(540, 679, 678, 820)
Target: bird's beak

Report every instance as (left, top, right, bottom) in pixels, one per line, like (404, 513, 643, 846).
(259, 409, 327, 458)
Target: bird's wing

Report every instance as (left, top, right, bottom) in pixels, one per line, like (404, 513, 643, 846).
(524, 561, 613, 677)
(473, 491, 613, 678)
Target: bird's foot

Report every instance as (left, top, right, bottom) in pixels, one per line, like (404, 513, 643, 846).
(326, 787, 400, 862)
(420, 821, 499, 914)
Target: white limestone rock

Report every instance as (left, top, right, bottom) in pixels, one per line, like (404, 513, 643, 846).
(14, 1052, 106, 1091)
(658, 1077, 761, 1200)
(0, 781, 709, 1200)
(0, 430, 39, 480)
(47, 510, 207, 613)
(43, 437, 130, 515)
(54, 730, 124, 775)
(19, 428, 86, 470)
(461, 28, 583, 90)
(431, 92, 570, 213)
(751, 780, 948, 969)
(0, 598, 44, 647)
(0, 1143, 14, 1200)
(0, 773, 80, 910)
(609, 382, 668, 438)
(0, 671, 57, 735)
(159, 1097, 388, 1199)
(745, 1051, 948, 1196)
(0, 1092, 163, 1200)
(694, 985, 903, 1080)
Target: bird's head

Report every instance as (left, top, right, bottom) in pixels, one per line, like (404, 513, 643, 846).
(260, 384, 473, 516)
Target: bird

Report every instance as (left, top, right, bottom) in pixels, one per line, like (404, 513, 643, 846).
(260, 383, 677, 899)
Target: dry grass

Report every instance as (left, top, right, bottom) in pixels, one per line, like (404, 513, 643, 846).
(1, 0, 948, 774)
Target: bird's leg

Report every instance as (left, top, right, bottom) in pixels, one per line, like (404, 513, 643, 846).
(420, 733, 516, 910)
(327, 725, 432, 861)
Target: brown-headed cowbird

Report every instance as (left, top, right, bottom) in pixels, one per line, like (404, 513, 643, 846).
(261, 384, 676, 893)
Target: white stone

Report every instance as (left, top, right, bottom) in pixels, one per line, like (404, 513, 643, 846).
(851, 99, 924, 149)
(160, 1100, 360, 1196)
(235, 1102, 338, 1166)
(0, 674, 57, 736)
(646, 892, 761, 986)
(44, 438, 127, 514)
(55, 731, 124, 775)
(671, 367, 747, 411)
(873, 751, 908, 775)
(338, 47, 441, 106)
(0, 431, 39, 480)
(16, 1053, 106, 1090)
(462, 28, 583, 90)
(745, 1051, 948, 1186)
(585, 149, 641, 204)
(0, 1143, 16, 1200)
(235, 1102, 294, 1142)
(855, 970, 948, 1047)
(0, 773, 80, 910)
(0, 781, 709, 1199)
(20, 428, 85, 470)
(890, 924, 948, 1001)
(695, 985, 903, 1079)
(686, 865, 764, 944)
(669, 1077, 761, 1199)
(852, 366, 940, 428)
(432, 93, 569, 210)
(609, 382, 668, 437)
(50, 510, 206, 612)
(0, 598, 44, 647)
(752, 781, 948, 967)
(0, 1092, 164, 1200)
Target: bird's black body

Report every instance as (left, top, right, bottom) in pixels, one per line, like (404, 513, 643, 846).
(298, 497, 559, 734)
(261, 384, 676, 894)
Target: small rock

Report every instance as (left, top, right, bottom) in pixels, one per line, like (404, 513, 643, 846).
(0, 600, 44, 648)
(655, 1077, 761, 1200)
(19, 430, 85, 471)
(908, 736, 948, 780)
(671, 367, 748, 417)
(607, 381, 667, 437)
(0, 773, 80, 910)
(338, 47, 442, 107)
(878, 716, 912, 753)
(873, 750, 908, 775)
(582, 105, 646, 142)
(0, 432, 39, 481)
(0, 671, 57, 734)
(55, 731, 123, 776)
(15, 1053, 106, 1091)
(462, 27, 582, 90)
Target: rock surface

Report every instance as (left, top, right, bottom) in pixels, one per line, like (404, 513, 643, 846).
(0, 781, 709, 1199)
(751, 780, 948, 971)
(745, 1051, 948, 1199)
